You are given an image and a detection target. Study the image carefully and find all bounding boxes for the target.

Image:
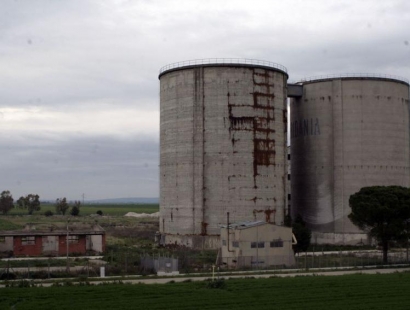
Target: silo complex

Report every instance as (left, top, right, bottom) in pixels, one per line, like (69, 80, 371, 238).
(159, 59, 288, 248)
(290, 75, 410, 244)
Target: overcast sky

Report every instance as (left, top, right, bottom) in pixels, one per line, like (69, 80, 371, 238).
(1, 0, 409, 200)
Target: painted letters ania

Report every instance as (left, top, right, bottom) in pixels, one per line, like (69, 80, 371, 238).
(291, 118, 321, 138)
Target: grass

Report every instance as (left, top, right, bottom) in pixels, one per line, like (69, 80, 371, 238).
(1, 273, 410, 309)
(0, 218, 21, 231)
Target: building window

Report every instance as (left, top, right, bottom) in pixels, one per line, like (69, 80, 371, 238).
(232, 241, 239, 248)
(68, 235, 79, 244)
(288, 194, 291, 200)
(222, 239, 226, 246)
(22, 236, 35, 245)
(288, 154, 291, 160)
(0, 236, 5, 243)
(251, 242, 265, 248)
(270, 239, 284, 248)
(287, 174, 291, 181)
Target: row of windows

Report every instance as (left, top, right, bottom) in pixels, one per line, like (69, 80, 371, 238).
(0, 235, 81, 246)
(250, 242, 265, 248)
(22, 236, 35, 245)
(68, 235, 79, 244)
(222, 239, 284, 248)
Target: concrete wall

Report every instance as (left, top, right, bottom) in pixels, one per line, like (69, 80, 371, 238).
(160, 64, 288, 247)
(89, 234, 104, 252)
(0, 236, 13, 252)
(291, 78, 410, 244)
(42, 236, 58, 255)
(220, 223, 295, 267)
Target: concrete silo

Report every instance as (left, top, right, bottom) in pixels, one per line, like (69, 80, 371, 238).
(290, 74, 410, 244)
(159, 59, 288, 248)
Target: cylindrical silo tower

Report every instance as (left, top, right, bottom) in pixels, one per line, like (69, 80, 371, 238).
(290, 74, 410, 244)
(159, 59, 288, 248)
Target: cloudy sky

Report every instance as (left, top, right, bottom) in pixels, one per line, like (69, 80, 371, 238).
(1, 0, 409, 201)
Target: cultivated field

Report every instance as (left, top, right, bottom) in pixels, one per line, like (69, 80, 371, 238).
(1, 273, 410, 309)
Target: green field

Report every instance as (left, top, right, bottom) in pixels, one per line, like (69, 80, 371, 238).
(1, 273, 410, 309)
(5, 203, 159, 216)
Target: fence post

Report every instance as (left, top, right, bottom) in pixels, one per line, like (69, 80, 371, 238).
(305, 252, 307, 270)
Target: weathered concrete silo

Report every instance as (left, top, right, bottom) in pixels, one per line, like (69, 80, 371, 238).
(159, 59, 288, 248)
(290, 74, 410, 244)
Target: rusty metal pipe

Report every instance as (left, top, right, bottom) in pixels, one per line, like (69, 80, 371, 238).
(227, 212, 234, 252)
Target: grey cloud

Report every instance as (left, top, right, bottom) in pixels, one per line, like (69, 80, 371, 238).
(1, 0, 409, 199)
(0, 135, 158, 200)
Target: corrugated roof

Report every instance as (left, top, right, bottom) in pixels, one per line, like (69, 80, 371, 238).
(220, 220, 268, 230)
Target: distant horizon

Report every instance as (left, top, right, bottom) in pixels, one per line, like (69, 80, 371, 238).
(39, 197, 159, 204)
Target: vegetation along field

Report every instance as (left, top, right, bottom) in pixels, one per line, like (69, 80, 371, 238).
(5, 203, 158, 216)
(0, 204, 158, 229)
(1, 273, 410, 310)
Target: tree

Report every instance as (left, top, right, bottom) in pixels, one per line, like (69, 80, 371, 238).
(16, 196, 26, 209)
(55, 197, 69, 215)
(70, 201, 81, 216)
(0, 190, 14, 214)
(16, 194, 41, 215)
(349, 186, 410, 264)
(292, 214, 311, 254)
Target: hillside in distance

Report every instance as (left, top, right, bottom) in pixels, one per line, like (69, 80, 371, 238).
(86, 197, 159, 204)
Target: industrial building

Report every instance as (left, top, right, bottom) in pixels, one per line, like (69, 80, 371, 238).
(290, 75, 410, 244)
(159, 58, 410, 248)
(0, 224, 105, 257)
(159, 59, 288, 248)
(220, 221, 296, 268)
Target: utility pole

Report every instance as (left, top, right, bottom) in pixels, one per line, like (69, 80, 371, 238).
(82, 193, 85, 205)
(66, 219, 70, 273)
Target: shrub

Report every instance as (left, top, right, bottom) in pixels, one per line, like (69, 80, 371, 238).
(44, 210, 53, 217)
(96, 210, 103, 216)
(0, 273, 16, 280)
(70, 206, 80, 216)
(206, 278, 226, 289)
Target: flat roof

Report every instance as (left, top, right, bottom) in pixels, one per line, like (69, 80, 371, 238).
(220, 220, 267, 230)
(297, 73, 409, 86)
(159, 58, 288, 79)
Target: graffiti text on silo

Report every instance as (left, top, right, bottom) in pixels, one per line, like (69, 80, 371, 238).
(291, 118, 321, 138)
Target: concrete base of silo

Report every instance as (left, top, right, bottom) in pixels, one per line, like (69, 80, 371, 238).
(311, 232, 372, 246)
(159, 233, 221, 249)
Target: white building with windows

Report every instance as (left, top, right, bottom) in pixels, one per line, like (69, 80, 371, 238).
(220, 221, 296, 268)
